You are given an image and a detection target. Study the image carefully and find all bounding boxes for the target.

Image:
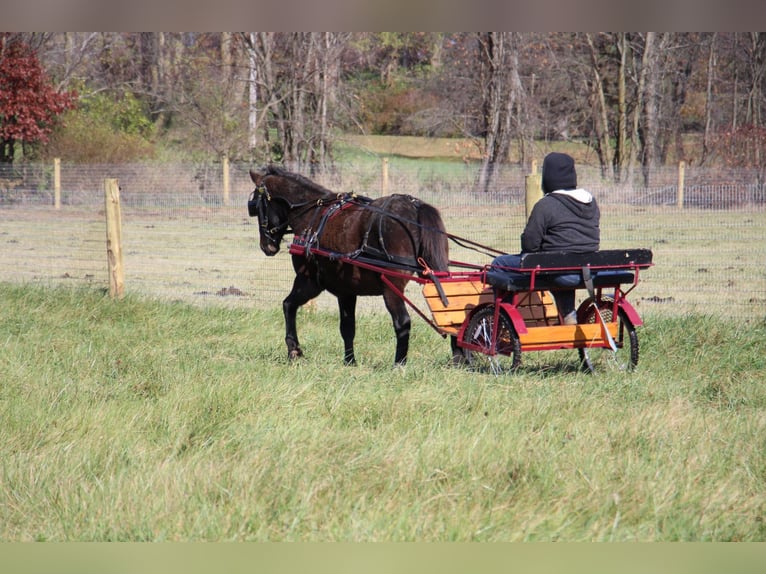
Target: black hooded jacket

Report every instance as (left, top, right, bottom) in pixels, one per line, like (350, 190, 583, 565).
(520, 153, 600, 253)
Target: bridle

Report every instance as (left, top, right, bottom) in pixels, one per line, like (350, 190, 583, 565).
(248, 183, 291, 246)
(248, 181, 345, 247)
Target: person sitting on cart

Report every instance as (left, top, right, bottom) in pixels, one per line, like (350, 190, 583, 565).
(491, 152, 600, 325)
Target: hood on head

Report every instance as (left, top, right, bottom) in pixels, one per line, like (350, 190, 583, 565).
(541, 152, 577, 194)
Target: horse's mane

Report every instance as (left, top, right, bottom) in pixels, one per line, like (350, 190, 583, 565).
(263, 164, 335, 197)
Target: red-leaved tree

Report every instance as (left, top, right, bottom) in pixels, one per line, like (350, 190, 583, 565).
(0, 35, 76, 163)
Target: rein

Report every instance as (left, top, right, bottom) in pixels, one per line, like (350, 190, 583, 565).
(323, 194, 506, 259)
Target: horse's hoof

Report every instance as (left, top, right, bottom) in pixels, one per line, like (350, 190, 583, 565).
(288, 349, 303, 360)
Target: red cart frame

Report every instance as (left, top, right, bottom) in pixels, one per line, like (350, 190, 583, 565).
(290, 239, 653, 374)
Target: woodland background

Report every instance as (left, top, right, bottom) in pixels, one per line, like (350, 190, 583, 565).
(2, 32, 766, 190)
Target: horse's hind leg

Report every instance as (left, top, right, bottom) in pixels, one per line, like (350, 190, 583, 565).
(450, 335, 466, 366)
(383, 288, 411, 366)
(337, 294, 357, 365)
(283, 276, 323, 361)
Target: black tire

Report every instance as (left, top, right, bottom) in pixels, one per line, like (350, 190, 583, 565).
(577, 297, 639, 373)
(461, 305, 521, 375)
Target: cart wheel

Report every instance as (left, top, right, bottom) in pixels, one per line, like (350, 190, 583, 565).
(461, 305, 521, 375)
(577, 297, 639, 373)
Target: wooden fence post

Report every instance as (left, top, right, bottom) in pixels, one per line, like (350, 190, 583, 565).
(525, 160, 542, 221)
(54, 157, 61, 210)
(222, 154, 230, 206)
(677, 160, 685, 209)
(382, 158, 389, 195)
(104, 178, 125, 299)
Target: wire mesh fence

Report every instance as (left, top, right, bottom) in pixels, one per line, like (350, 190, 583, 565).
(1, 159, 764, 322)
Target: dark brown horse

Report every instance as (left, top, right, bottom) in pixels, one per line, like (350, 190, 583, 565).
(248, 165, 452, 366)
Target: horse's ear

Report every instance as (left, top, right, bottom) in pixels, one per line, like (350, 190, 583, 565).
(249, 169, 262, 184)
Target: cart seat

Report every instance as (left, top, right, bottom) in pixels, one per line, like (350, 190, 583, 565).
(484, 249, 652, 292)
(485, 269, 636, 291)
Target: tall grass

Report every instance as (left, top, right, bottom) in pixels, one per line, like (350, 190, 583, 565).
(1, 283, 765, 541)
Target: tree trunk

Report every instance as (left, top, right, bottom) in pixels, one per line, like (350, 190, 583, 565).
(615, 33, 628, 182)
(702, 33, 717, 165)
(139, 33, 160, 115)
(247, 32, 258, 153)
(641, 32, 664, 185)
(313, 33, 346, 171)
(667, 36, 694, 165)
(1, 138, 15, 163)
(477, 32, 521, 193)
(627, 35, 648, 186)
(240, 32, 277, 161)
(746, 32, 766, 127)
(221, 32, 232, 86)
(745, 32, 766, 170)
(585, 33, 614, 181)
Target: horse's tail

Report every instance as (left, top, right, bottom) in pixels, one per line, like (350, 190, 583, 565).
(416, 202, 450, 271)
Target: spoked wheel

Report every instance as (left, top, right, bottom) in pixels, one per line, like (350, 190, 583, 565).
(577, 297, 639, 373)
(461, 306, 521, 375)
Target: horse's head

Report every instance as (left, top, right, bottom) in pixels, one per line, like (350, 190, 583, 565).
(249, 169, 290, 256)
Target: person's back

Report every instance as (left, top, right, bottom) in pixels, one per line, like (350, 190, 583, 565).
(522, 152, 600, 253)
(492, 152, 600, 325)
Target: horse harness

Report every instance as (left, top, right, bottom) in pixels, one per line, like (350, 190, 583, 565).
(249, 182, 427, 273)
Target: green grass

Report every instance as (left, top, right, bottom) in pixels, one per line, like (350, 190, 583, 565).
(1, 283, 765, 541)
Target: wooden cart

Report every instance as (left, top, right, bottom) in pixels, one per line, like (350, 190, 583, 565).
(421, 249, 653, 374)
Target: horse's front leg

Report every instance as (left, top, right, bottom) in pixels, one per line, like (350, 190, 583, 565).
(337, 294, 357, 365)
(283, 274, 323, 361)
(383, 288, 411, 366)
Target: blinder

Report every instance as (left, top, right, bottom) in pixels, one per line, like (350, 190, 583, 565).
(248, 183, 269, 217)
(247, 191, 260, 218)
(248, 183, 289, 246)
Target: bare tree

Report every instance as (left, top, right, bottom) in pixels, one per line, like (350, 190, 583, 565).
(640, 32, 662, 184)
(239, 32, 348, 170)
(23, 31, 766, 173)
(702, 33, 717, 164)
(246, 32, 258, 152)
(240, 32, 276, 160)
(745, 32, 766, 127)
(614, 33, 629, 182)
(476, 32, 524, 193)
(585, 33, 615, 181)
(737, 32, 766, 173)
(42, 32, 99, 91)
(661, 34, 699, 165)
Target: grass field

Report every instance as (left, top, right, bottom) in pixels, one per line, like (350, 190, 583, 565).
(2, 283, 765, 541)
